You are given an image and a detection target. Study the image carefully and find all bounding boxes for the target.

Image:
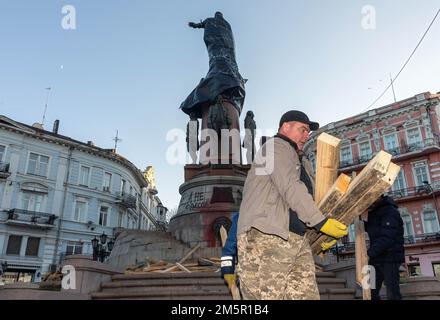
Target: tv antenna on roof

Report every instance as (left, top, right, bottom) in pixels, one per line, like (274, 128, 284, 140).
(41, 87, 51, 126)
(113, 130, 122, 151)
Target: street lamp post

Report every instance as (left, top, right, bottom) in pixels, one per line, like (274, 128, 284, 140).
(91, 233, 114, 263)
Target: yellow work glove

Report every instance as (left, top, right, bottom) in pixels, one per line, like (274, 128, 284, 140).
(321, 239, 338, 252)
(224, 274, 236, 289)
(319, 219, 348, 239)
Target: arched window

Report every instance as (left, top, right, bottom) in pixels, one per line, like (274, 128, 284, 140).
(423, 209, 440, 234)
(400, 211, 414, 240)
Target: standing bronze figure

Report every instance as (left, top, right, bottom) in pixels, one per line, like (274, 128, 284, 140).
(180, 11, 246, 120)
(243, 111, 256, 163)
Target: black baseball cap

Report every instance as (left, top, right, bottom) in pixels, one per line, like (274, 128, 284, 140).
(279, 110, 319, 131)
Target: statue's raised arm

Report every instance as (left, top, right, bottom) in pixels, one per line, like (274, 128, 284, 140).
(188, 20, 205, 29)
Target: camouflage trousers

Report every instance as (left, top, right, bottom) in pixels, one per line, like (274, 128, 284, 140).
(236, 228, 320, 300)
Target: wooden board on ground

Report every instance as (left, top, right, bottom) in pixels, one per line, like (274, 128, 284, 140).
(314, 133, 341, 204)
(160, 243, 201, 273)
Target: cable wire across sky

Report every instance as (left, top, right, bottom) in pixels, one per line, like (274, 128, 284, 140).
(361, 8, 440, 113)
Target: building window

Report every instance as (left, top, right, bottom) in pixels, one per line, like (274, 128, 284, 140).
(423, 210, 440, 234)
(73, 199, 87, 222)
(66, 241, 83, 256)
(408, 264, 421, 276)
(79, 166, 90, 186)
(22, 192, 45, 212)
(27, 152, 49, 176)
(309, 154, 316, 173)
(348, 223, 355, 243)
(99, 206, 109, 226)
(6, 235, 22, 255)
(392, 170, 406, 192)
(103, 172, 112, 192)
(121, 179, 126, 194)
(359, 141, 372, 161)
(401, 213, 414, 238)
(413, 162, 429, 186)
(407, 127, 422, 148)
(25, 237, 40, 257)
(340, 146, 352, 166)
(433, 263, 440, 279)
(383, 134, 399, 152)
(0, 145, 5, 161)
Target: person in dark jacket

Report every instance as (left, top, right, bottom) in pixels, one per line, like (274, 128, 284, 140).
(365, 195, 405, 300)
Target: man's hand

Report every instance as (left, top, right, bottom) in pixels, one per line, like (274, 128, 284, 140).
(321, 239, 338, 252)
(224, 274, 236, 289)
(188, 22, 197, 28)
(319, 219, 348, 239)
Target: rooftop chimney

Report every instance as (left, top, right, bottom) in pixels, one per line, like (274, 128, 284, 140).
(53, 120, 60, 134)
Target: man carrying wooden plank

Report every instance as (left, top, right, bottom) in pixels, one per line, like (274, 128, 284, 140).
(236, 110, 348, 300)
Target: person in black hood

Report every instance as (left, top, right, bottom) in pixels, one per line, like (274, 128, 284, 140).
(365, 195, 405, 300)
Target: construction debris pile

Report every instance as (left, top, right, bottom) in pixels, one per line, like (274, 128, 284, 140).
(124, 244, 221, 274)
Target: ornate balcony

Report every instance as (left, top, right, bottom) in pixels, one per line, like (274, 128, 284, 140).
(0, 162, 10, 179)
(115, 192, 137, 209)
(339, 139, 440, 169)
(404, 232, 440, 245)
(5, 208, 57, 229)
(385, 183, 440, 201)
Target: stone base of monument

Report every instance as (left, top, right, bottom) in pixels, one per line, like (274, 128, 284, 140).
(169, 163, 251, 247)
(400, 276, 440, 300)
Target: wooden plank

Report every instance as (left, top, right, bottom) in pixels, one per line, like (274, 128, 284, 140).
(314, 133, 341, 204)
(176, 262, 191, 273)
(198, 258, 220, 266)
(354, 216, 371, 300)
(317, 173, 352, 212)
(220, 226, 228, 247)
(308, 151, 392, 250)
(160, 243, 201, 273)
(311, 161, 399, 254)
(307, 173, 351, 244)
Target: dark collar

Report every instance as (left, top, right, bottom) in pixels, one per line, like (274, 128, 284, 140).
(275, 133, 299, 151)
(275, 134, 305, 161)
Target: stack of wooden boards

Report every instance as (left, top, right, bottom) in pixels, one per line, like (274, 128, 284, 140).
(124, 244, 221, 274)
(309, 132, 400, 255)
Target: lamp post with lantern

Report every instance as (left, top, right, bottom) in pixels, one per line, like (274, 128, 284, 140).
(91, 233, 114, 263)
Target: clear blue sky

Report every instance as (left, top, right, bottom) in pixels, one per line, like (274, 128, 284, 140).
(1, 1, 439, 210)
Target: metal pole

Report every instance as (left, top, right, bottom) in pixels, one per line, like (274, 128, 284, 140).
(335, 243, 340, 263)
(42, 87, 51, 126)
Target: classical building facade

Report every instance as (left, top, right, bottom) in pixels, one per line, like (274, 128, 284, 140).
(0, 115, 166, 283)
(305, 91, 440, 278)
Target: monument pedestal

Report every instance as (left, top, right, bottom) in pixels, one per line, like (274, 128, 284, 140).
(169, 164, 250, 247)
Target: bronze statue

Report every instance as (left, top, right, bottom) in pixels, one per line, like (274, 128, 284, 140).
(186, 112, 200, 164)
(180, 12, 246, 119)
(243, 111, 256, 163)
(207, 96, 232, 137)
